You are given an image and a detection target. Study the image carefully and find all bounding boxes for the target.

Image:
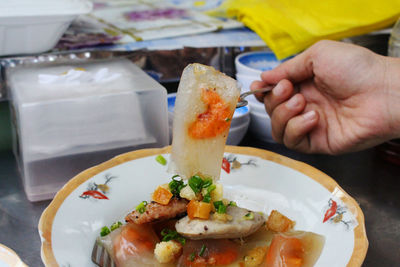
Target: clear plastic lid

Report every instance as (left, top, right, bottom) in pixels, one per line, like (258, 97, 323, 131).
(9, 59, 158, 104)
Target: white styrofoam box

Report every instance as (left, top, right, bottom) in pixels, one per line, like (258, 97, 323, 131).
(0, 0, 92, 56)
(8, 58, 168, 201)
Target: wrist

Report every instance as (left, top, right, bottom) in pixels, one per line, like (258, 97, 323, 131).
(383, 56, 400, 139)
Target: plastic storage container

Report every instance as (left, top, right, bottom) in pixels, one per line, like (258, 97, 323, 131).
(8, 59, 169, 201)
(0, 0, 92, 56)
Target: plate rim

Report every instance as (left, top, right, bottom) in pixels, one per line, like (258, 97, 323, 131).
(38, 145, 368, 267)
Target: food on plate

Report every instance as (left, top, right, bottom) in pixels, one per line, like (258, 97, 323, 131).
(266, 210, 296, 233)
(168, 63, 240, 180)
(175, 205, 265, 240)
(96, 64, 325, 266)
(265, 231, 325, 267)
(125, 198, 188, 225)
(98, 175, 325, 267)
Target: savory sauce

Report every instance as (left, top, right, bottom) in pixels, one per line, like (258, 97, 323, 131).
(188, 89, 233, 139)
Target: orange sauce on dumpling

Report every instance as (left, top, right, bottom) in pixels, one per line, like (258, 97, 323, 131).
(188, 89, 233, 139)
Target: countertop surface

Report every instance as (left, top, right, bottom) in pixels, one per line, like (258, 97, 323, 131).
(0, 133, 399, 266)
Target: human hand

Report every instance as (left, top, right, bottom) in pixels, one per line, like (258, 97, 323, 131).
(251, 40, 400, 154)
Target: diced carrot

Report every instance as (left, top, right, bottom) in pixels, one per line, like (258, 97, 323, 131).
(265, 234, 304, 267)
(187, 200, 212, 220)
(152, 186, 173, 205)
(208, 248, 238, 265)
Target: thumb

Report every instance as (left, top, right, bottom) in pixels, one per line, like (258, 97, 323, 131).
(261, 48, 314, 84)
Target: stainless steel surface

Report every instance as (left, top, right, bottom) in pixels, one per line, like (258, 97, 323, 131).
(237, 86, 274, 108)
(92, 241, 115, 267)
(1, 132, 400, 266)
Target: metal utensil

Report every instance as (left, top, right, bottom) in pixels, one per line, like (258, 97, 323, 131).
(236, 85, 275, 108)
(92, 240, 116, 267)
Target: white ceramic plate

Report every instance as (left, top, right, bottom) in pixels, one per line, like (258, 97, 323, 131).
(0, 244, 27, 267)
(39, 146, 368, 267)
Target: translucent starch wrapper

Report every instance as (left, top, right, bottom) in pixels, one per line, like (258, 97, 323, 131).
(168, 63, 240, 180)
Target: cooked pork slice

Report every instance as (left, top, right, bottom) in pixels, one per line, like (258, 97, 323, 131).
(126, 198, 188, 224)
(175, 206, 265, 239)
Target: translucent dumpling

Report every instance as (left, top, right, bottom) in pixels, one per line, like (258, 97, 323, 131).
(168, 63, 240, 180)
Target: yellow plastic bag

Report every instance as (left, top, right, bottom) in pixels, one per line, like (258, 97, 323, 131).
(213, 0, 400, 59)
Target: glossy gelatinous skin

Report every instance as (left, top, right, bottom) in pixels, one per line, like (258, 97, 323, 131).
(265, 235, 304, 267)
(168, 63, 240, 180)
(177, 239, 239, 267)
(125, 198, 188, 224)
(265, 232, 325, 267)
(112, 223, 160, 266)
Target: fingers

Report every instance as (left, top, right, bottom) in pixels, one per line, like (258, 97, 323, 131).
(264, 79, 295, 115)
(283, 110, 319, 152)
(250, 80, 268, 103)
(250, 79, 295, 114)
(261, 47, 315, 84)
(271, 93, 306, 143)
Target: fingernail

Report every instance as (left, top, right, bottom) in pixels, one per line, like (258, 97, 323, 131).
(303, 110, 316, 120)
(286, 95, 300, 109)
(273, 83, 285, 96)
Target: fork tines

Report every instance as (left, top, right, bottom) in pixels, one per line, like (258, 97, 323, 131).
(92, 241, 116, 267)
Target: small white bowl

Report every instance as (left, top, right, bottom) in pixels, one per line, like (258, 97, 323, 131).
(167, 93, 250, 145)
(249, 108, 275, 143)
(249, 98, 266, 113)
(231, 105, 250, 128)
(236, 73, 260, 92)
(227, 122, 250, 145)
(235, 51, 283, 76)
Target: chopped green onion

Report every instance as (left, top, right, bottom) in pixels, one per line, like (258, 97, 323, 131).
(213, 201, 227, 214)
(218, 205, 227, 214)
(202, 178, 213, 188)
(190, 252, 196, 262)
(135, 201, 148, 214)
(161, 228, 186, 245)
(202, 193, 211, 203)
(199, 244, 206, 257)
(202, 183, 216, 203)
(100, 226, 111, 237)
(228, 201, 237, 207)
(110, 221, 122, 231)
(243, 212, 254, 220)
(169, 176, 186, 197)
(156, 155, 167, 165)
(207, 184, 216, 193)
(225, 118, 231, 122)
(213, 201, 223, 208)
(189, 175, 204, 193)
(176, 236, 186, 246)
